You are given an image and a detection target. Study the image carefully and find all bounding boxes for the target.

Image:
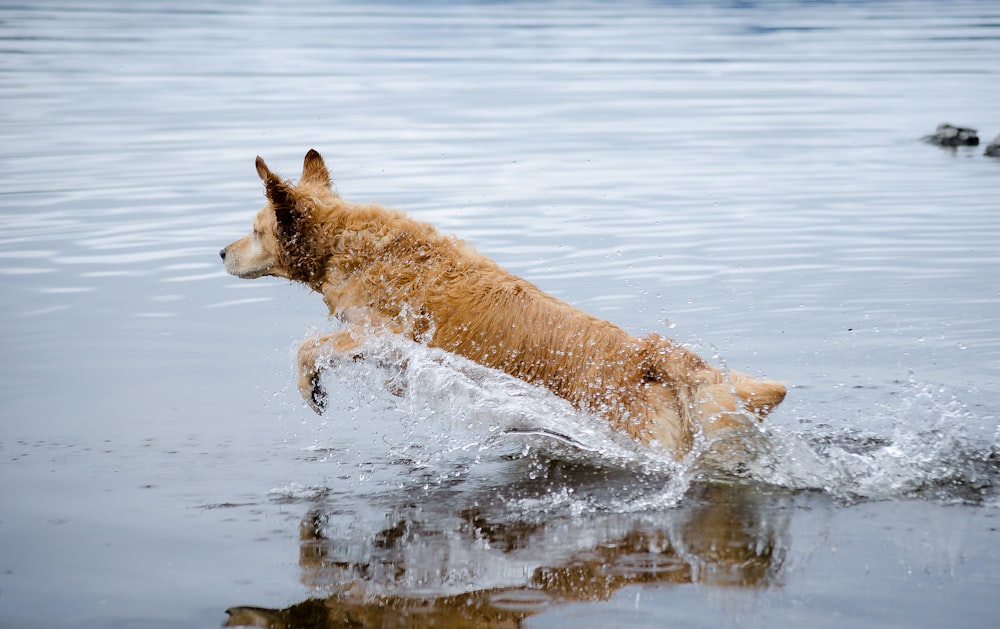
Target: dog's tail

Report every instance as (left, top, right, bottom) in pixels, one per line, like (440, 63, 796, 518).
(638, 333, 786, 421)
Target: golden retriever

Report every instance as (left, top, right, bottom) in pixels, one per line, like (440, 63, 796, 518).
(220, 150, 785, 458)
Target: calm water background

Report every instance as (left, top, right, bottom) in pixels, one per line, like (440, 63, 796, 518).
(2, 1, 1000, 627)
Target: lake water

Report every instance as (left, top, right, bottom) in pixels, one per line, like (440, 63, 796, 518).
(2, 1, 999, 627)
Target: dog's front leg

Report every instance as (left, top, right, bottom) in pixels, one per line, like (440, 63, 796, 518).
(297, 331, 363, 414)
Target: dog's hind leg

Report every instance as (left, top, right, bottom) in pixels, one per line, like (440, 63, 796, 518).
(297, 330, 364, 414)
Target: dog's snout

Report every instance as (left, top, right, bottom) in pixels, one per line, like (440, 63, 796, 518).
(219, 248, 227, 261)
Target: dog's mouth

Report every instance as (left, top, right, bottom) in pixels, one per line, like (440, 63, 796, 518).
(225, 262, 271, 279)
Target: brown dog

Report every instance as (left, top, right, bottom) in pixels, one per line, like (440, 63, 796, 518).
(221, 150, 785, 458)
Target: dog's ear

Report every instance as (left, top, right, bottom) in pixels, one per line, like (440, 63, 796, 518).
(256, 155, 297, 227)
(255, 155, 278, 183)
(300, 149, 331, 188)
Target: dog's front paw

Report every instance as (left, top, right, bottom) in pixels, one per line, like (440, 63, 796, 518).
(311, 380, 327, 414)
(297, 339, 328, 414)
(300, 373, 327, 415)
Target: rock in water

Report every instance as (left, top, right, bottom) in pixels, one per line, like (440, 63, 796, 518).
(984, 134, 1000, 157)
(925, 123, 980, 146)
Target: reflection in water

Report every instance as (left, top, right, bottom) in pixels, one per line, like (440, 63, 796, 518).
(226, 481, 786, 628)
(4, 1, 999, 627)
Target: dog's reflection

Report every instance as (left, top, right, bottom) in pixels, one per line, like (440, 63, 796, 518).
(226, 481, 787, 628)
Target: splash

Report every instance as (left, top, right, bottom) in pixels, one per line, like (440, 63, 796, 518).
(306, 331, 999, 506)
(754, 382, 999, 504)
(316, 333, 675, 467)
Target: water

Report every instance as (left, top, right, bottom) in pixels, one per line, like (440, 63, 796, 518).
(2, 1, 999, 627)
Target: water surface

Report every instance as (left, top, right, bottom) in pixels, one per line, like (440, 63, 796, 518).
(2, 1, 999, 627)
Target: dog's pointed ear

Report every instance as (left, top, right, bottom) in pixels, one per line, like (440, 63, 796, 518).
(300, 149, 331, 188)
(256, 155, 292, 204)
(255, 155, 276, 182)
(255, 155, 296, 225)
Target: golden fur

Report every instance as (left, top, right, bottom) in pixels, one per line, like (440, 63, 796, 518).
(221, 150, 786, 458)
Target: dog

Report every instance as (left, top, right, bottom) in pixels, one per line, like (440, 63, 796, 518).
(220, 150, 786, 458)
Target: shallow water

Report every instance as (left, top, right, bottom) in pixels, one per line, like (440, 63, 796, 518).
(2, 1, 1000, 627)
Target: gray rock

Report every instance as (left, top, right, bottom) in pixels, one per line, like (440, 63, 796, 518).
(925, 123, 979, 146)
(984, 134, 1000, 157)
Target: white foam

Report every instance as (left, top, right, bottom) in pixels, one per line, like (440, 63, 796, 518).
(308, 332, 999, 505)
(755, 382, 999, 503)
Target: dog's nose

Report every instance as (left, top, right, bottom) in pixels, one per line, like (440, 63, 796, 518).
(219, 248, 227, 261)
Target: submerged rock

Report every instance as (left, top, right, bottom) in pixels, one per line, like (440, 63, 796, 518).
(984, 134, 1000, 157)
(925, 123, 979, 146)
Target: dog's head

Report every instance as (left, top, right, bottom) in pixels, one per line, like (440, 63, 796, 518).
(220, 149, 338, 283)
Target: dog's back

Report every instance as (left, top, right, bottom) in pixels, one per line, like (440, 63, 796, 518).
(356, 228, 785, 453)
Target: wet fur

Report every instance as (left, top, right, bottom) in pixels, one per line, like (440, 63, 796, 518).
(221, 150, 786, 458)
